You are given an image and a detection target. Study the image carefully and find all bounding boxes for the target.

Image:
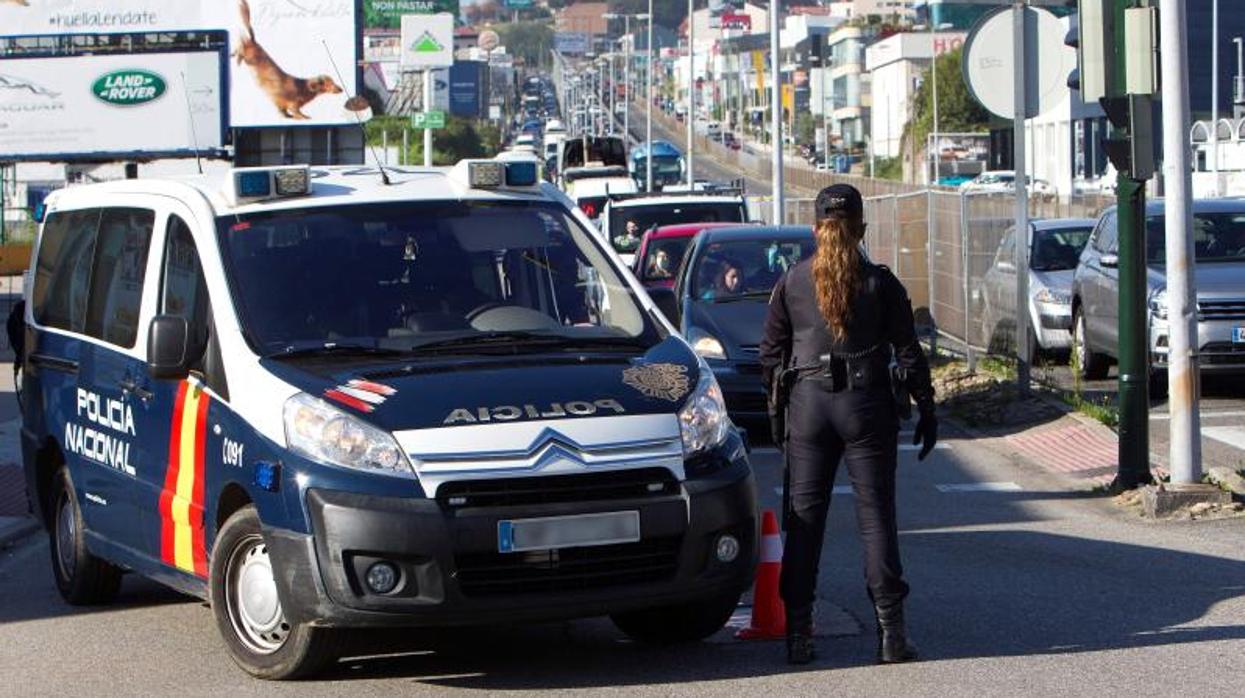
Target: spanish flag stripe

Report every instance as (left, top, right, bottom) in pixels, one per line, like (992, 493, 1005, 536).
(159, 381, 189, 566)
(173, 385, 202, 571)
(190, 393, 210, 577)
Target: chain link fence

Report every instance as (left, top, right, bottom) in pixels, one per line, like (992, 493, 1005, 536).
(748, 189, 1113, 365)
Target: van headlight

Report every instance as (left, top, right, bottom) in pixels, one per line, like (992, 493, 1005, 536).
(678, 367, 731, 457)
(283, 393, 414, 477)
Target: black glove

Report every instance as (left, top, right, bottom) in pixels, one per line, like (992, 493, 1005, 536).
(912, 407, 938, 461)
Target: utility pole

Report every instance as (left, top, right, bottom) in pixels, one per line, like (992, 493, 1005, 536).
(424, 68, 434, 167)
(625, 21, 631, 143)
(647, 0, 655, 192)
(771, 0, 784, 223)
(1211, 0, 1220, 195)
(1159, 0, 1202, 484)
(687, 0, 696, 188)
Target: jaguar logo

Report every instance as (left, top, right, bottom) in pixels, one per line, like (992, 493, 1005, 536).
(0, 74, 61, 99)
(622, 363, 691, 402)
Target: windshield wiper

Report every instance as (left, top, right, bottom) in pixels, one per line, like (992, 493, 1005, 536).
(411, 331, 649, 355)
(265, 342, 411, 360)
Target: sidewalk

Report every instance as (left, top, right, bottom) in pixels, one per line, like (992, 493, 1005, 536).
(0, 358, 33, 546)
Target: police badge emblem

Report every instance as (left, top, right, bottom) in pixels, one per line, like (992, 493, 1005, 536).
(622, 363, 691, 402)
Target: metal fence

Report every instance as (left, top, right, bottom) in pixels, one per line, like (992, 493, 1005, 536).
(747, 189, 1114, 363)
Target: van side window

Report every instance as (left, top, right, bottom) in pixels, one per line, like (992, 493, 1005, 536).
(162, 215, 227, 397)
(85, 208, 155, 348)
(32, 209, 101, 333)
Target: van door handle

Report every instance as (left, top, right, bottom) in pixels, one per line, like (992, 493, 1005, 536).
(119, 377, 153, 401)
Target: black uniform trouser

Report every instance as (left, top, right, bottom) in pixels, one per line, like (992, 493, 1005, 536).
(779, 379, 909, 612)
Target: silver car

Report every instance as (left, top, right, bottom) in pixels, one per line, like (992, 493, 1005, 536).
(1071, 199, 1245, 393)
(979, 219, 1096, 357)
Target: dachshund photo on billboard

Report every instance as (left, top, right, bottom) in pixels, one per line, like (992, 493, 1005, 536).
(233, 0, 343, 119)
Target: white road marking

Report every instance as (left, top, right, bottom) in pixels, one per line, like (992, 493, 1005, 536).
(1202, 426, 1245, 451)
(773, 486, 854, 496)
(1150, 409, 1245, 421)
(934, 482, 1023, 493)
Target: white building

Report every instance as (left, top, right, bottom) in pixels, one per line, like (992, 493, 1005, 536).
(825, 0, 917, 21)
(865, 31, 965, 159)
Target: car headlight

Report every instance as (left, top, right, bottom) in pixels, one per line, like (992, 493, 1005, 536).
(688, 328, 727, 360)
(678, 366, 731, 458)
(1148, 288, 1168, 320)
(283, 393, 414, 477)
(1034, 288, 1071, 305)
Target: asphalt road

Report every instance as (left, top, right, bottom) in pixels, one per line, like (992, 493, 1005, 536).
(3, 424, 1244, 695)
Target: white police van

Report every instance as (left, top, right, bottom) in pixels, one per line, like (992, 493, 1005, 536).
(15, 159, 758, 679)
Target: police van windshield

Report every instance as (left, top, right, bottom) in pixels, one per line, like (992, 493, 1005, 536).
(217, 201, 660, 356)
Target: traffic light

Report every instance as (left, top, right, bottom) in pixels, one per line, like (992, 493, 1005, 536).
(1067, 0, 1110, 104)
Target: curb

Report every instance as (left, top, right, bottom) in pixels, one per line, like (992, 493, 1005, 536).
(0, 516, 39, 549)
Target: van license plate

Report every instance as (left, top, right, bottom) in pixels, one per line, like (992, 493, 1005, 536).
(1234, 327, 1245, 344)
(498, 511, 640, 553)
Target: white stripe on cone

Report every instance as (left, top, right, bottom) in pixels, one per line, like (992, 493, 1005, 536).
(760, 533, 783, 563)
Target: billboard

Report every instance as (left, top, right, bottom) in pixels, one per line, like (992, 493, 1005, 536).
(449, 61, 487, 118)
(708, 0, 745, 29)
(0, 0, 361, 128)
(554, 32, 590, 55)
(364, 0, 460, 31)
(0, 51, 225, 161)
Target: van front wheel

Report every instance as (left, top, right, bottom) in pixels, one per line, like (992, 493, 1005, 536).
(611, 591, 741, 644)
(210, 506, 342, 680)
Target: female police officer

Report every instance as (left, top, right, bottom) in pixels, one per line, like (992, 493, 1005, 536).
(759, 183, 937, 665)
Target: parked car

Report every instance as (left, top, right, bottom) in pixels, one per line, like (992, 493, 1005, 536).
(978, 218, 1096, 358)
(1071, 199, 1245, 395)
(660, 225, 816, 424)
(632, 222, 745, 292)
(962, 170, 1016, 193)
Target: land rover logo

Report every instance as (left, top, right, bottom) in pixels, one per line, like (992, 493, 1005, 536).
(92, 70, 165, 106)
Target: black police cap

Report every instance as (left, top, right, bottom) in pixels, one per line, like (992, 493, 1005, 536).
(814, 183, 864, 221)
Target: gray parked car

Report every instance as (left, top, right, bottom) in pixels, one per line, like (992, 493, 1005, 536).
(979, 218, 1096, 357)
(1071, 199, 1245, 394)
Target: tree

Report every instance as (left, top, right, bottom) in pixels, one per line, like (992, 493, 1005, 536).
(496, 21, 555, 70)
(902, 47, 991, 154)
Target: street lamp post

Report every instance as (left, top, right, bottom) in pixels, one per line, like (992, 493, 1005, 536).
(771, 0, 783, 223)
(687, 0, 695, 187)
(1212, 0, 1220, 195)
(647, 0, 654, 192)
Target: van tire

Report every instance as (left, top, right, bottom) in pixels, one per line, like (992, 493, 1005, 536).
(209, 506, 342, 680)
(49, 467, 123, 605)
(611, 591, 741, 644)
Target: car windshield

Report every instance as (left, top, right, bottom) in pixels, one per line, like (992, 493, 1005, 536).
(691, 237, 814, 301)
(640, 237, 692, 282)
(217, 201, 657, 356)
(1145, 212, 1245, 265)
(609, 202, 745, 254)
(1031, 226, 1092, 271)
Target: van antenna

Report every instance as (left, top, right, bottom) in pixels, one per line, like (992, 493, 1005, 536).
(180, 72, 204, 174)
(322, 40, 391, 186)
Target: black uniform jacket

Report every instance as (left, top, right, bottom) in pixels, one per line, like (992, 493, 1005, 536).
(758, 258, 934, 407)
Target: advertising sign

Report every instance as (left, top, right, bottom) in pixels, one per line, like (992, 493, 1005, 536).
(363, 0, 460, 31)
(504, 0, 534, 8)
(401, 13, 455, 69)
(0, 0, 361, 128)
(449, 60, 486, 118)
(708, 0, 745, 29)
(0, 51, 225, 161)
(554, 32, 590, 56)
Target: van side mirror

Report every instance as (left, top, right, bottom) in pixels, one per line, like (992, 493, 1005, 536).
(647, 287, 680, 325)
(147, 315, 195, 380)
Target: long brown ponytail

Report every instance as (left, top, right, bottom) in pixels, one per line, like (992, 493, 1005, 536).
(811, 216, 866, 341)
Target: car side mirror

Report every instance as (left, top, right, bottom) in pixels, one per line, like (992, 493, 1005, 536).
(647, 287, 680, 325)
(1099, 253, 1119, 268)
(147, 315, 197, 380)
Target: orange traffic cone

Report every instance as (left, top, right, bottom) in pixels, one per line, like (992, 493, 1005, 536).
(736, 509, 787, 640)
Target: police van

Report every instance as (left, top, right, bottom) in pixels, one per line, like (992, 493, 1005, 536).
(16, 159, 758, 679)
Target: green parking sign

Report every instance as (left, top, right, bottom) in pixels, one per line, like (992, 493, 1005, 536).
(411, 111, 446, 129)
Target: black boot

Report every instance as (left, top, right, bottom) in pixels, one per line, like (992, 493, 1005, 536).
(786, 605, 815, 665)
(874, 601, 918, 664)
